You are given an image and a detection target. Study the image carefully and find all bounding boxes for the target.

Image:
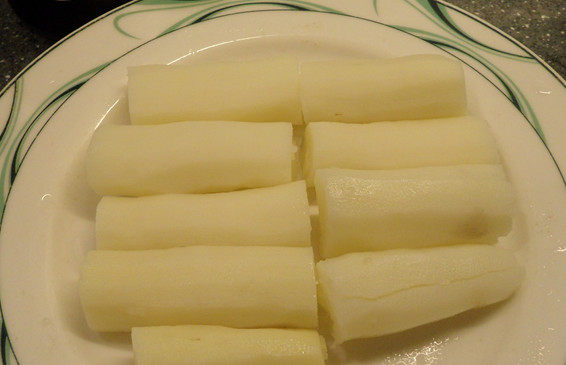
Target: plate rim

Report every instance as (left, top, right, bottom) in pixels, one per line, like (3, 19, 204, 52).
(1, 0, 565, 99)
(0, 1, 565, 364)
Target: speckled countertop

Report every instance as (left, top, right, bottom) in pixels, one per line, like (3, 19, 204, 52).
(0, 0, 564, 90)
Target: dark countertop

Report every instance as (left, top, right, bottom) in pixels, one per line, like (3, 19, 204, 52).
(0, 0, 564, 91)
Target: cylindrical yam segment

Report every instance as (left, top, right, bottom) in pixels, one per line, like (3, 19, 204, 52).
(132, 325, 327, 365)
(300, 55, 466, 124)
(79, 246, 317, 331)
(128, 58, 302, 125)
(302, 116, 500, 186)
(316, 245, 524, 343)
(96, 181, 311, 250)
(315, 166, 514, 258)
(86, 121, 294, 196)
(301, 55, 466, 123)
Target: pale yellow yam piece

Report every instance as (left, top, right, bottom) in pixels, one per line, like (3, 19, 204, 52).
(128, 58, 302, 125)
(132, 325, 327, 365)
(96, 181, 311, 250)
(86, 121, 294, 196)
(300, 54, 466, 124)
(315, 165, 514, 258)
(79, 246, 317, 332)
(316, 245, 524, 343)
(302, 116, 499, 185)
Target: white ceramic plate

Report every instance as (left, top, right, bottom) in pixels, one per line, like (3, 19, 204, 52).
(0, 1, 564, 364)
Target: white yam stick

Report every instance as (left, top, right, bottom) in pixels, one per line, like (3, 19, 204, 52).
(86, 121, 295, 196)
(316, 245, 523, 343)
(302, 116, 500, 186)
(96, 181, 311, 250)
(300, 54, 466, 123)
(79, 246, 318, 332)
(128, 58, 302, 125)
(315, 165, 514, 258)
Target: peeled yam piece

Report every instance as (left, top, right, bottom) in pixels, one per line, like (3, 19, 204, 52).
(315, 165, 514, 258)
(128, 58, 302, 125)
(303, 116, 500, 185)
(86, 121, 294, 196)
(79, 246, 317, 332)
(96, 181, 311, 250)
(316, 245, 524, 343)
(132, 325, 327, 365)
(300, 54, 466, 123)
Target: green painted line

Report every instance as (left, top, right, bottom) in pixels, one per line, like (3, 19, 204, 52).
(115, 0, 343, 39)
(396, 25, 544, 140)
(122, 0, 344, 37)
(0, 80, 24, 163)
(184, 0, 345, 26)
(0, 79, 23, 209)
(113, 0, 221, 39)
(401, 0, 536, 62)
(286, 0, 345, 13)
(13, 91, 73, 170)
(11, 63, 111, 169)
